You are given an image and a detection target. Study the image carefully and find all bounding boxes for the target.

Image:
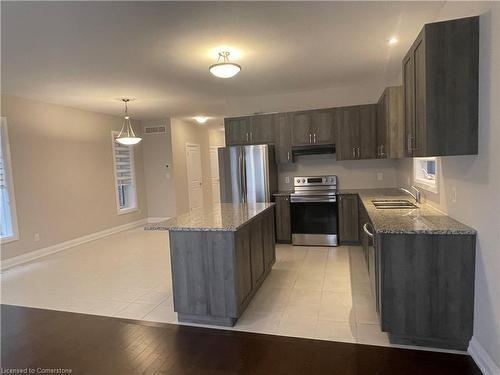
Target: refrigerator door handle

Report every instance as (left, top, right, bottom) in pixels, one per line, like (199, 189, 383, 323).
(241, 150, 247, 203)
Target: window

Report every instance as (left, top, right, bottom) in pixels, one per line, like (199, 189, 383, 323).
(413, 157, 438, 193)
(0, 118, 19, 243)
(111, 132, 138, 214)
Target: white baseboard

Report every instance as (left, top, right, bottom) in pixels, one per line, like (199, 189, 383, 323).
(1, 218, 150, 272)
(147, 217, 170, 223)
(469, 336, 500, 375)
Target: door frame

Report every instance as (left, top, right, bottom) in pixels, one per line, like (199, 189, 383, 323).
(209, 146, 220, 204)
(185, 143, 203, 212)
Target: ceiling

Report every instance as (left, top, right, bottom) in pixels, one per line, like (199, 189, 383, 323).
(0, 1, 471, 120)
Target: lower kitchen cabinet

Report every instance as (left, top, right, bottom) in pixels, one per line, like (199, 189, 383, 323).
(274, 195, 291, 243)
(377, 232, 476, 351)
(338, 194, 359, 244)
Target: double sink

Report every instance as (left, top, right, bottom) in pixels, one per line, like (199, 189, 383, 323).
(372, 199, 418, 209)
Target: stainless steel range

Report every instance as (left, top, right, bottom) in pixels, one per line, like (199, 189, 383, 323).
(290, 175, 338, 246)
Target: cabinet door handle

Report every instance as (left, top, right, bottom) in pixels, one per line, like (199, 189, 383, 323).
(250, 132, 253, 142)
(407, 135, 413, 154)
(313, 133, 316, 143)
(287, 151, 290, 161)
(377, 145, 380, 157)
(246, 132, 249, 142)
(352, 147, 356, 158)
(309, 133, 312, 143)
(357, 147, 360, 158)
(380, 144, 385, 156)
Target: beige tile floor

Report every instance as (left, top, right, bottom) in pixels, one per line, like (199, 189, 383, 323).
(0, 227, 461, 353)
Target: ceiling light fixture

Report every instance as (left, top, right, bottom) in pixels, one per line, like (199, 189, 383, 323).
(116, 99, 142, 145)
(195, 116, 208, 124)
(388, 37, 398, 45)
(209, 51, 241, 78)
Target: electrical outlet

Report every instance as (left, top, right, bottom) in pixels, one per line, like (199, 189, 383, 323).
(376, 172, 383, 181)
(451, 187, 457, 203)
(285, 176, 290, 184)
(33, 233, 40, 242)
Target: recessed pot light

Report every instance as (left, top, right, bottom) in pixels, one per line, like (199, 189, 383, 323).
(388, 37, 398, 45)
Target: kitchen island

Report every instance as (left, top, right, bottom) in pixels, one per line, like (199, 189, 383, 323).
(145, 203, 276, 327)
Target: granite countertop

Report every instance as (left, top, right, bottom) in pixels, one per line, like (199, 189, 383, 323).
(273, 191, 293, 197)
(144, 203, 275, 232)
(338, 188, 476, 235)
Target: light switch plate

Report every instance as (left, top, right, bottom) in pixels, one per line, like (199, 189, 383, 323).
(285, 176, 290, 184)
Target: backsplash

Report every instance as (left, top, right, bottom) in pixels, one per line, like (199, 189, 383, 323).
(277, 153, 399, 191)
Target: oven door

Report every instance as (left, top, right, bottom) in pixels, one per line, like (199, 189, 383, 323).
(290, 197, 338, 246)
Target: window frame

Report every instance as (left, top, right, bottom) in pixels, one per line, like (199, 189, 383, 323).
(0, 117, 19, 244)
(111, 131, 139, 215)
(413, 157, 439, 193)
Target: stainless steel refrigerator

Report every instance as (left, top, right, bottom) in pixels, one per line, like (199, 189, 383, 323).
(218, 144, 277, 203)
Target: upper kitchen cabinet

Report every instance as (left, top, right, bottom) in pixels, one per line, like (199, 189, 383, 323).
(224, 114, 275, 146)
(275, 113, 292, 164)
(249, 114, 276, 144)
(376, 86, 404, 159)
(403, 16, 479, 157)
(290, 109, 335, 146)
(336, 104, 377, 160)
(224, 117, 251, 145)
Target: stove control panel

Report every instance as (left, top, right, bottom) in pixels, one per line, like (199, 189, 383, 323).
(294, 175, 337, 187)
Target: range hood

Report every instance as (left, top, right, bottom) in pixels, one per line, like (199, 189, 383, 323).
(291, 144, 335, 160)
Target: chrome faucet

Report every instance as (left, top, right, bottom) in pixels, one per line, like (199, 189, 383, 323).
(400, 186, 421, 204)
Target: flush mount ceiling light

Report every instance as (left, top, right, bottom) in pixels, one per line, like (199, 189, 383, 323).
(116, 99, 142, 145)
(209, 51, 241, 78)
(194, 116, 208, 124)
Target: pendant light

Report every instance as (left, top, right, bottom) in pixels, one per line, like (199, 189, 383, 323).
(209, 51, 241, 78)
(116, 99, 142, 145)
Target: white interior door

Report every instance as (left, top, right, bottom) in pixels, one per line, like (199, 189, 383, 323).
(186, 144, 203, 213)
(209, 147, 220, 204)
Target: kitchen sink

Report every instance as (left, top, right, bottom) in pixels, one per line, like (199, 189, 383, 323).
(371, 199, 418, 209)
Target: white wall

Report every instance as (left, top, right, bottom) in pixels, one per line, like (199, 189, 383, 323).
(141, 119, 176, 219)
(224, 80, 388, 116)
(397, 4, 500, 371)
(0, 95, 148, 261)
(279, 155, 399, 191)
(170, 119, 214, 215)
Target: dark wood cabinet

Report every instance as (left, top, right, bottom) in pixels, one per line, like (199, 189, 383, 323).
(376, 86, 404, 159)
(403, 16, 479, 157)
(224, 115, 275, 146)
(378, 232, 476, 350)
(275, 113, 292, 163)
(358, 105, 377, 159)
(250, 217, 265, 287)
(290, 109, 335, 146)
(312, 109, 336, 144)
(235, 225, 253, 307)
(250, 115, 275, 144)
(262, 209, 276, 269)
(338, 194, 359, 244)
(224, 117, 250, 145)
(336, 104, 377, 160)
(290, 111, 313, 145)
(275, 195, 291, 243)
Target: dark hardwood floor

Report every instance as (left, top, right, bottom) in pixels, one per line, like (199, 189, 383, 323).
(1, 304, 481, 375)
